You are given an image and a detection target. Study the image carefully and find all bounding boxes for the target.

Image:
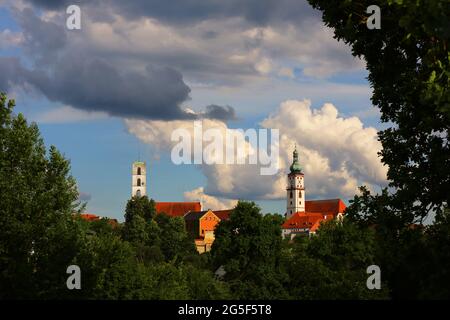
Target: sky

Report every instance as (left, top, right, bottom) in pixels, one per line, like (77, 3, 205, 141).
(0, 0, 389, 221)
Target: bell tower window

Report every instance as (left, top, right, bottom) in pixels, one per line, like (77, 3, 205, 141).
(132, 161, 147, 197)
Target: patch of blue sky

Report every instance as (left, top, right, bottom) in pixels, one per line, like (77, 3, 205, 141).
(0, 7, 19, 31)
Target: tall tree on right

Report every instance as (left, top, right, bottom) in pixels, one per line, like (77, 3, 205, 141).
(306, 0, 449, 298)
(306, 0, 449, 224)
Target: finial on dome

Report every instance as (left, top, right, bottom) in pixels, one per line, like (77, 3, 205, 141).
(290, 144, 302, 173)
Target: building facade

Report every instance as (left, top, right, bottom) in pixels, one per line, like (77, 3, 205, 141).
(286, 147, 305, 219)
(282, 148, 346, 238)
(184, 209, 232, 253)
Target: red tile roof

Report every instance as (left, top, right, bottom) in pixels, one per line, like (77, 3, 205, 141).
(213, 209, 233, 221)
(77, 213, 118, 227)
(305, 199, 346, 218)
(155, 202, 202, 217)
(282, 199, 346, 233)
(79, 213, 100, 221)
(282, 212, 324, 231)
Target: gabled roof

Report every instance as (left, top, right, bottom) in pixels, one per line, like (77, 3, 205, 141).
(213, 209, 233, 221)
(305, 199, 346, 217)
(282, 212, 327, 232)
(184, 209, 233, 222)
(282, 199, 346, 232)
(184, 210, 210, 220)
(155, 202, 201, 217)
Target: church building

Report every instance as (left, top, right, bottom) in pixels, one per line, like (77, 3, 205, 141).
(131, 161, 146, 197)
(130, 148, 346, 245)
(131, 161, 202, 216)
(282, 147, 346, 239)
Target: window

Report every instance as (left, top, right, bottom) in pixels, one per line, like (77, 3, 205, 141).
(290, 191, 293, 198)
(136, 190, 141, 197)
(137, 178, 141, 186)
(137, 167, 141, 175)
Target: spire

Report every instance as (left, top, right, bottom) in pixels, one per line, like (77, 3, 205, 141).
(289, 145, 302, 173)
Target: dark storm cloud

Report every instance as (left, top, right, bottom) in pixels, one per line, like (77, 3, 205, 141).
(0, 57, 26, 91)
(24, 0, 71, 9)
(0, 54, 237, 120)
(0, 7, 237, 121)
(203, 105, 236, 121)
(24, 0, 320, 26)
(27, 55, 194, 120)
(14, 8, 67, 65)
(0, 56, 192, 120)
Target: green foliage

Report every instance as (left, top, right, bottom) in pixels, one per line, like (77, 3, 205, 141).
(124, 195, 156, 223)
(5, 89, 447, 299)
(307, 0, 450, 299)
(122, 195, 161, 250)
(421, 208, 450, 298)
(183, 264, 231, 300)
(0, 93, 81, 298)
(155, 213, 197, 262)
(307, 0, 450, 222)
(88, 217, 120, 237)
(123, 214, 151, 245)
(285, 220, 389, 299)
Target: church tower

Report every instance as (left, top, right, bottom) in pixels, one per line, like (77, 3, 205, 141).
(132, 161, 146, 197)
(286, 147, 305, 219)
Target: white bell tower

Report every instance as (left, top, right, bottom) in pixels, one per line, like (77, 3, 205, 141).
(286, 147, 305, 219)
(132, 161, 146, 197)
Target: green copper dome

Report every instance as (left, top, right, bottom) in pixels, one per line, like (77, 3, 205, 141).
(289, 147, 302, 173)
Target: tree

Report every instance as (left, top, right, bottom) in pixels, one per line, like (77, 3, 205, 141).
(211, 201, 289, 299)
(0, 92, 83, 298)
(155, 213, 197, 262)
(306, 0, 449, 299)
(306, 0, 449, 223)
(122, 196, 161, 248)
(124, 195, 156, 223)
(285, 220, 389, 299)
(420, 207, 450, 298)
(87, 217, 120, 237)
(183, 264, 231, 300)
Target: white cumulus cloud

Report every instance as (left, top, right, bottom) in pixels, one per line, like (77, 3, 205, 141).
(34, 106, 109, 124)
(0, 29, 23, 49)
(125, 99, 387, 203)
(184, 187, 238, 211)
